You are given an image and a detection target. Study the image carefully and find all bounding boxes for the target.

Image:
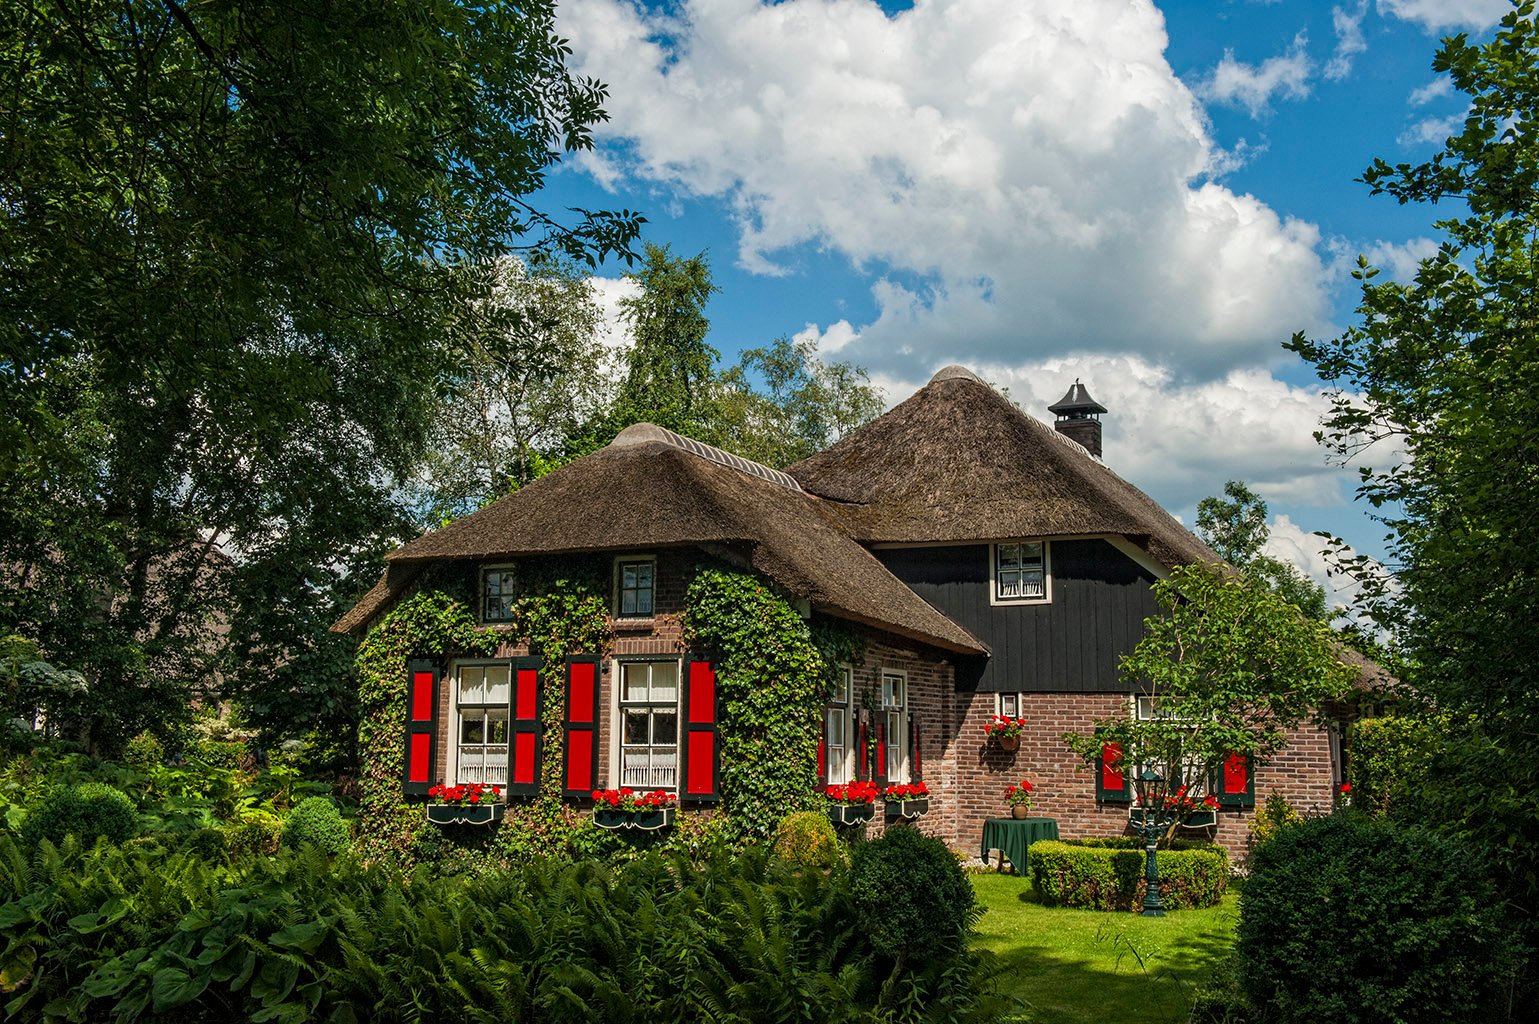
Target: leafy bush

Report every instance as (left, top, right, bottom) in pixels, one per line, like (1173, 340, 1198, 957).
(18, 782, 139, 848)
(177, 827, 229, 861)
(0, 839, 1009, 1023)
(1247, 791, 1302, 855)
(282, 797, 349, 854)
(226, 810, 284, 861)
(1237, 814, 1515, 1023)
(772, 810, 843, 870)
(851, 825, 976, 958)
(1029, 839, 1227, 911)
(1348, 714, 1444, 817)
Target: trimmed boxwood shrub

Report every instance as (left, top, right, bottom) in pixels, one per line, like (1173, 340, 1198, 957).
(281, 797, 349, 855)
(1237, 814, 1516, 1024)
(1029, 838, 1227, 911)
(772, 810, 843, 870)
(851, 824, 976, 958)
(18, 782, 139, 848)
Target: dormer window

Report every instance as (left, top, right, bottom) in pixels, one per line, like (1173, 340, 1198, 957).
(616, 557, 656, 618)
(993, 542, 1048, 603)
(482, 567, 518, 623)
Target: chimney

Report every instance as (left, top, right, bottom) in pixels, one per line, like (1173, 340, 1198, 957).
(1048, 380, 1107, 457)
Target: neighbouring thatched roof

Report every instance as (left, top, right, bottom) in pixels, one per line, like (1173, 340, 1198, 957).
(335, 424, 986, 655)
(786, 366, 1221, 569)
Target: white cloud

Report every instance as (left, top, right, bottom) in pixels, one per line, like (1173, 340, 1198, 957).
(1200, 32, 1313, 116)
(561, 0, 1333, 383)
(1325, 2, 1369, 81)
(1408, 77, 1454, 106)
(1398, 110, 1466, 145)
(1377, 0, 1509, 31)
(1264, 514, 1375, 610)
(1359, 237, 1440, 283)
(587, 275, 640, 352)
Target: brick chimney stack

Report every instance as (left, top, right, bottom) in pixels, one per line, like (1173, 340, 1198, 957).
(1048, 380, 1107, 458)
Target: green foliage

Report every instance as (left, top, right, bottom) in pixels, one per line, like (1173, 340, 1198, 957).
(1028, 839, 1228, 912)
(1196, 481, 1331, 622)
(1347, 714, 1445, 818)
(0, 636, 87, 744)
(1247, 791, 1303, 855)
(851, 826, 977, 959)
(683, 568, 831, 842)
(177, 828, 229, 863)
(1237, 814, 1516, 1023)
(0, 839, 1008, 1023)
(224, 811, 284, 862)
(772, 810, 845, 871)
(281, 797, 350, 855)
(1063, 563, 1359, 818)
(18, 782, 139, 849)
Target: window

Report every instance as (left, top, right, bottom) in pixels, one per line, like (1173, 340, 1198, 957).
(1135, 695, 1193, 721)
(825, 666, 855, 784)
(997, 692, 1021, 718)
(619, 660, 678, 788)
(454, 664, 510, 785)
(482, 567, 517, 623)
(993, 542, 1048, 602)
(880, 670, 907, 783)
(616, 558, 656, 618)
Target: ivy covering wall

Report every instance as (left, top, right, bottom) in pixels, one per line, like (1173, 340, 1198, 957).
(354, 559, 853, 865)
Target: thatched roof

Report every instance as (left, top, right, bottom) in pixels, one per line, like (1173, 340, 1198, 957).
(786, 366, 1220, 569)
(336, 424, 986, 655)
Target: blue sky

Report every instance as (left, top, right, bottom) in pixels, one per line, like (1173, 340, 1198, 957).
(543, 0, 1509, 606)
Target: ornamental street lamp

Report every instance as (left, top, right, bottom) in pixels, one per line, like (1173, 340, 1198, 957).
(1131, 766, 1170, 918)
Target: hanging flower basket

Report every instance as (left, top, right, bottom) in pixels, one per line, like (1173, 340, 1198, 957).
(591, 789, 678, 830)
(884, 783, 930, 820)
(825, 781, 879, 827)
(426, 783, 505, 827)
(984, 715, 1026, 752)
(828, 802, 877, 827)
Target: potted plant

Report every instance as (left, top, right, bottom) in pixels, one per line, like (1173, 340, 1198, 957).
(425, 782, 505, 826)
(1004, 779, 1034, 819)
(883, 782, 930, 820)
(984, 715, 1027, 752)
(825, 781, 879, 826)
(590, 788, 678, 830)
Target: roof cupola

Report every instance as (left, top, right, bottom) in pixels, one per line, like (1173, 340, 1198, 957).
(1047, 380, 1107, 458)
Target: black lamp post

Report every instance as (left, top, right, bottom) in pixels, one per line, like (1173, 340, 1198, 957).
(1130, 766, 1171, 918)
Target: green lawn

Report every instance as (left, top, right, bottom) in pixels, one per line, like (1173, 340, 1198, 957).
(970, 872, 1240, 1024)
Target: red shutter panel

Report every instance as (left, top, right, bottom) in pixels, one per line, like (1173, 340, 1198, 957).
(908, 712, 922, 784)
(403, 659, 440, 798)
(1217, 751, 1256, 808)
(1095, 740, 1132, 803)
(681, 660, 720, 803)
(816, 709, 828, 787)
(856, 717, 869, 781)
(562, 655, 601, 799)
(874, 716, 888, 788)
(506, 656, 542, 798)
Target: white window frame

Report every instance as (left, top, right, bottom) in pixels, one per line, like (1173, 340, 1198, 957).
(613, 554, 658, 619)
(989, 541, 1052, 605)
(611, 658, 681, 791)
(480, 565, 519, 625)
(996, 692, 1023, 718)
(449, 661, 511, 786)
(880, 669, 908, 784)
(825, 665, 856, 784)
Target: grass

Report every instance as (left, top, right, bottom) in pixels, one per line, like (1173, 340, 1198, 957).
(970, 872, 1240, 1024)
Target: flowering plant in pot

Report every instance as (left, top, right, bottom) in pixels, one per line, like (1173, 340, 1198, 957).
(1004, 779, 1034, 819)
(591, 788, 678, 830)
(825, 780, 879, 826)
(1162, 786, 1220, 828)
(425, 782, 505, 826)
(984, 715, 1027, 751)
(883, 781, 930, 820)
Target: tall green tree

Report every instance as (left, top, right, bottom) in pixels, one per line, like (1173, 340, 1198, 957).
(1287, 0, 1539, 954)
(1196, 480, 1332, 621)
(719, 337, 885, 468)
(0, 1, 641, 751)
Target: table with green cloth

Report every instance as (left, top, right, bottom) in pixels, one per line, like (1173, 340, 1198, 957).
(980, 817, 1059, 875)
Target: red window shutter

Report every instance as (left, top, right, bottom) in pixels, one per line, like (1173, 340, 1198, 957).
(403, 659, 440, 798)
(856, 717, 869, 781)
(816, 714, 828, 787)
(908, 712, 923, 784)
(506, 656, 542, 797)
(874, 716, 888, 788)
(1095, 740, 1131, 803)
(562, 655, 601, 799)
(681, 660, 720, 803)
(1217, 751, 1256, 808)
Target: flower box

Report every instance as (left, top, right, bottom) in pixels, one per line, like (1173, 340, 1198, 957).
(594, 806, 676, 831)
(426, 802, 505, 827)
(1180, 809, 1217, 829)
(827, 803, 876, 827)
(885, 797, 929, 820)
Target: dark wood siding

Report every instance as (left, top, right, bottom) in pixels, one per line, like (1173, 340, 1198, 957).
(874, 540, 1161, 693)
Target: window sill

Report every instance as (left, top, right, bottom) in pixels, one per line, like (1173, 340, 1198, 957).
(614, 616, 658, 631)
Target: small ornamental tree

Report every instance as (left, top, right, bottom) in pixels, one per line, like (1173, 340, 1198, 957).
(1064, 563, 1359, 841)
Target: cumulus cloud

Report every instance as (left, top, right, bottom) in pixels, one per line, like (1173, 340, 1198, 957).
(1399, 110, 1466, 145)
(586, 275, 640, 352)
(560, 0, 1333, 383)
(1408, 77, 1454, 106)
(1377, 0, 1509, 31)
(1201, 33, 1313, 116)
(1325, 2, 1369, 81)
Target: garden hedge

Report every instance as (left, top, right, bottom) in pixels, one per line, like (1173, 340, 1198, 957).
(1029, 838, 1227, 911)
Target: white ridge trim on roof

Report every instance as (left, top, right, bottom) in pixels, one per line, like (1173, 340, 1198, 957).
(610, 422, 804, 492)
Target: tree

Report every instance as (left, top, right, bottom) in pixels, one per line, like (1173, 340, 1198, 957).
(0, 1, 641, 751)
(1063, 564, 1358, 840)
(1286, 0, 1539, 963)
(1195, 480, 1332, 621)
